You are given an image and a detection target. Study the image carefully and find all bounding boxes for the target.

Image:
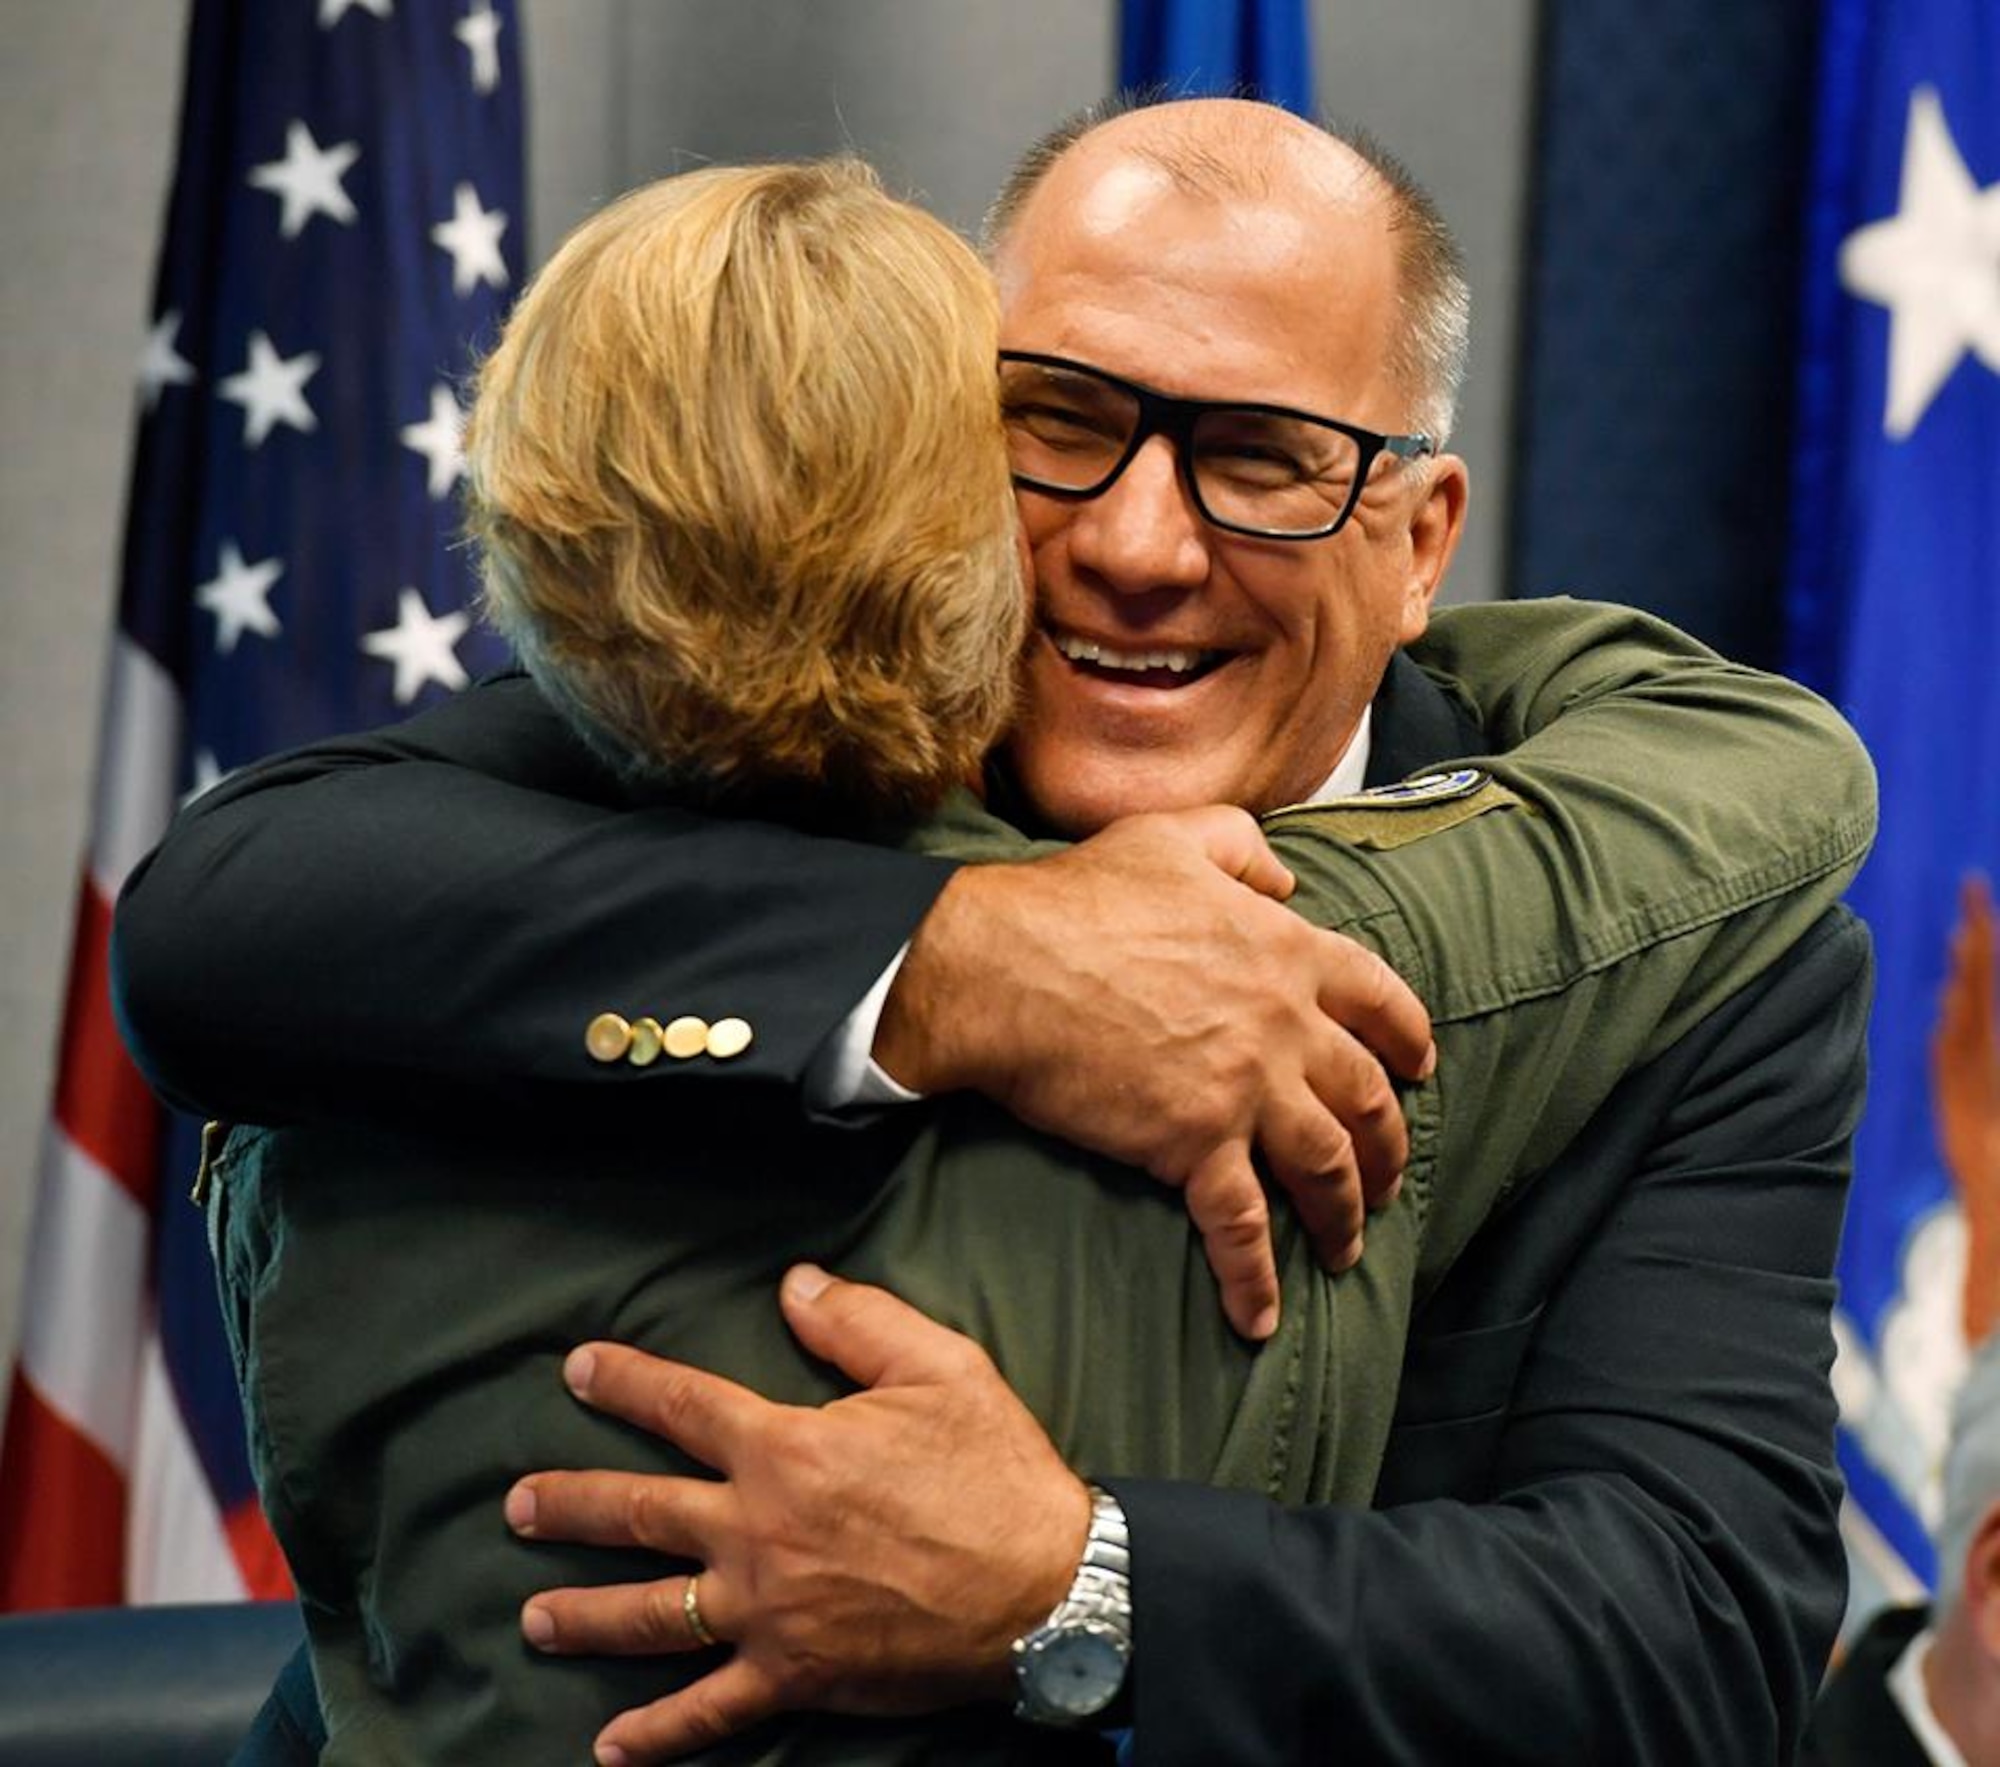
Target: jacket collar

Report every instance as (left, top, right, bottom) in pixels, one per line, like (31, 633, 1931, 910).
(1363, 648, 1485, 788)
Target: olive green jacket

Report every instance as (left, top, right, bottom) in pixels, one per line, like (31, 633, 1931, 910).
(208, 601, 1873, 1764)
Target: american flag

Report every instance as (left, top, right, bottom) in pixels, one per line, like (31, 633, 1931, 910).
(0, 0, 523, 1609)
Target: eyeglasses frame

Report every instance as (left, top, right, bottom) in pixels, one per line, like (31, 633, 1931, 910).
(997, 349, 1435, 542)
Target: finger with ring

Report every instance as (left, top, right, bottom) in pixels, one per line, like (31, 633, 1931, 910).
(683, 1571, 718, 1647)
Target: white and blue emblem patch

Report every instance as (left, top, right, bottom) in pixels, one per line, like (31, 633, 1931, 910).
(1262, 767, 1521, 850)
(1326, 767, 1489, 809)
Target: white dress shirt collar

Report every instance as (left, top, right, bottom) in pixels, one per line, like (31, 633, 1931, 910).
(1305, 707, 1372, 804)
(1888, 1626, 1970, 1767)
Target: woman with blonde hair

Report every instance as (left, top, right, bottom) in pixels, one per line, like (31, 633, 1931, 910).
(473, 156, 1024, 824)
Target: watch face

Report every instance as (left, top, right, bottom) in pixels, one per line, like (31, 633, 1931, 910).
(1030, 1629, 1128, 1719)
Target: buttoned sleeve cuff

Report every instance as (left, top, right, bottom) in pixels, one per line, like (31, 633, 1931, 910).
(802, 943, 925, 1120)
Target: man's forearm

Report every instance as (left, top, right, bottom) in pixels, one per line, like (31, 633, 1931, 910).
(112, 679, 956, 1127)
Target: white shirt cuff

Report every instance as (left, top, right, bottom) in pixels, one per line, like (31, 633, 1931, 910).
(802, 943, 924, 1119)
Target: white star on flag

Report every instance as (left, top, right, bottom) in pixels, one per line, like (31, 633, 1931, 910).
(219, 330, 321, 446)
(249, 120, 361, 239)
(431, 181, 510, 296)
(456, 3, 504, 95)
(196, 541, 284, 654)
(137, 310, 196, 410)
(362, 587, 471, 703)
(1839, 85, 2000, 439)
(319, 0, 392, 25)
(400, 383, 467, 499)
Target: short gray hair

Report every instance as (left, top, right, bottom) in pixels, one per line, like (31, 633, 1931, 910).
(982, 92, 1470, 445)
(1937, 1335, 2000, 1616)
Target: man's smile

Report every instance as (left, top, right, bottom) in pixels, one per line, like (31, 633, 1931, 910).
(1039, 619, 1231, 689)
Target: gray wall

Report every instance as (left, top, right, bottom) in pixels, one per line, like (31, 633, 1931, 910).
(0, 0, 1536, 1424)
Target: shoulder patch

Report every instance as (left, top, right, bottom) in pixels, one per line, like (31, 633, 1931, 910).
(1262, 768, 1525, 850)
(1322, 767, 1491, 811)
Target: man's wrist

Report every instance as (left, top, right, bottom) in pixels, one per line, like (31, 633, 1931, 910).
(801, 945, 925, 1117)
(873, 865, 1012, 1096)
(1010, 1484, 1133, 1727)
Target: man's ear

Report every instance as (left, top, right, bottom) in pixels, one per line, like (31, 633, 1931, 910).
(1962, 1502, 2000, 1657)
(1398, 452, 1468, 643)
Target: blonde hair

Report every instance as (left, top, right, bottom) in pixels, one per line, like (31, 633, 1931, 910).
(468, 158, 1025, 824)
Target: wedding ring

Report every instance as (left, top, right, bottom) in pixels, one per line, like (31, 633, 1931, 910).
(683, 1572, 717, 1647)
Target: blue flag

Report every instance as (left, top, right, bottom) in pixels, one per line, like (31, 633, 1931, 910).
(1785, 0, 2000, 1598)
(1119, 0, 1313, 115)
(2, 0, 522, 1604)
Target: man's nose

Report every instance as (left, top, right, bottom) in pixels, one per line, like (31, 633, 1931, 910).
(1065, 436, 1210, 595)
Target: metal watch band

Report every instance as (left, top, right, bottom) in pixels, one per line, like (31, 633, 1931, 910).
(1049, 1485, 1131, 1632)
(1010, 1483, 1134, 1726)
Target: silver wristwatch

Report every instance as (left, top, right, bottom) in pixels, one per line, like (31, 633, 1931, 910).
(1010, 1484, 1133, 1727)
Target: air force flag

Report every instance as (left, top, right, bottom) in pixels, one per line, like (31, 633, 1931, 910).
(1785, 0, 2000, 1599)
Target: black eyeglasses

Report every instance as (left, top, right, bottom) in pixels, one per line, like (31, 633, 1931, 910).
(998, 350, 1433, 541)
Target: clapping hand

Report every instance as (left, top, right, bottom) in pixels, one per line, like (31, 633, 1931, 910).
(1936, 874, 2000, 1346)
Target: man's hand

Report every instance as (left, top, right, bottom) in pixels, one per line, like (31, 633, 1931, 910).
(509, 1266, 1088, 1765)
(875, 805, 1434, 1340)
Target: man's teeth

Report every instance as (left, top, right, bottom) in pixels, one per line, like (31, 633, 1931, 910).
(1053, 633, 1211, 674)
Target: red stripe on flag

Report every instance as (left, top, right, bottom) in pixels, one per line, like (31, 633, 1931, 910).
(50, 877, 160, 1212)
(223, 1495, 296, 1601)
(0, 1369, 126, 1611)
